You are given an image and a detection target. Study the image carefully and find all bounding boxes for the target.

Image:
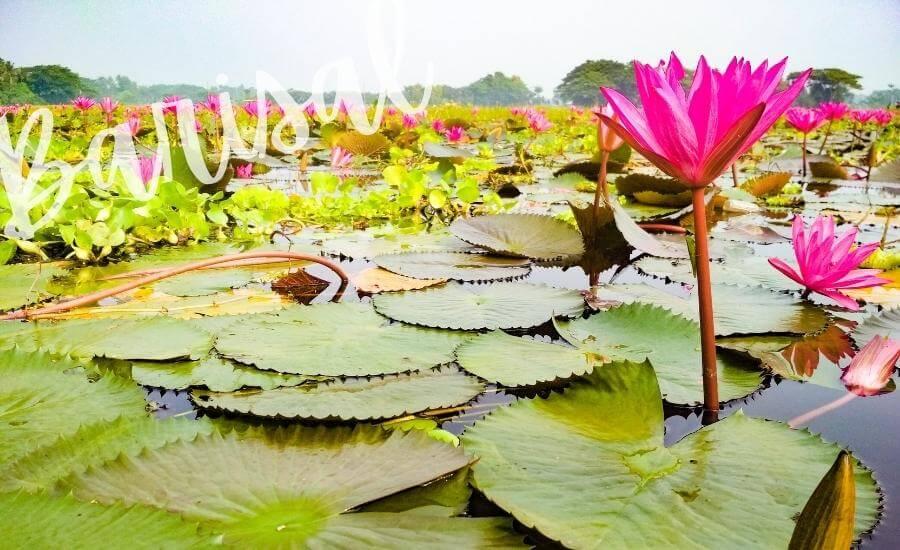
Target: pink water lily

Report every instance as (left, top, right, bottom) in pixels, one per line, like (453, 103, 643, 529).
(598, 53, 810, 188)
(768, 216, 889, 310)
(132, 154, 159, 186)
(432, 119, 446, 134)
(242, 99, 273, 118)
(527, 110, 552, 133)
(330, 146, 353, 170)
(125, 114, 141, 137)
(71, 96, 96, 112)
(303, 102, 318, 119)
(445, 126, 466, 143)
(161, 95, 182, 115)
(841, 335, 900, 397)
(99, 96, 119, 124)
(235, 163, 253, 178)
(592, 104, 624, 152)
(850, 109, 877, 124)
(401, 113, 418, 129)
(200, 93, 222, 117)
(816, 102, 850, 121)
(872, 109, 894, 126)
(785, 107, 825, 133)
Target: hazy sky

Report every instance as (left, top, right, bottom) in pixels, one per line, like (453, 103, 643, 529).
(2, 0, 898, 95)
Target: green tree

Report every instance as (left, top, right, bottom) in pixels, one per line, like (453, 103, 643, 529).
(856, 85, 899, 108)
(788, 68, 863, 105)
(555, 59, 636, 106)
(462, 72, 535, 105)
(20, 64, 96, 103)
(0, 58, 40, 104)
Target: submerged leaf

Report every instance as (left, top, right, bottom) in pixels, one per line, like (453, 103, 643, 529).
(0, 263, 62, 311)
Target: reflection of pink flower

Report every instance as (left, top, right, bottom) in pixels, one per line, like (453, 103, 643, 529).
(445, 126, 465, 143)
(432, 119, 446, 134)
(401, 113, 418, 129)
(72, 96, 96, 112)
(330, 146, 353, 169)
(242, 99, 273, 118)
(235, 163, 253, 178)
(125, 114, 141, 137)
(768, 216, 889, 310)
(841, 335, 900, 397)
(785, 107, 826, 134)
(598, 53, 810, 188)
(592, 104, 623, 152)
(816, 102, 850, 121)
(850, 109, 877, 124)
(162, 95, 182, 115)
(132, 154, 159, 186)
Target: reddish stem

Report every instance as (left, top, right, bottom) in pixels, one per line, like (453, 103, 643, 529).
(2, 251, 349, 321)
(731, 163, 738, 187)
(638, 223, 687, 234)
(691, 187, 719, 412)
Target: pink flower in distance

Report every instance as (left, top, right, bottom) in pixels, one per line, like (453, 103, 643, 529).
(385, 106, 398, 116)
(200, 93, 222, 117)
(816, 102, 850, 121)
(768, 216, 889, 310)
(330, 146, 353, 170)
(841, 335, 900, 397)
(99, 96, 118, 114)
(235, 163, 253, 178)
(432, 119, 446, 134)
(527, 111, 552, 133)
(125, 114, 141, 137)
(401, 113, 418, 129)
(592, 104, 624, 152)
(850, 109, 877, 124)
(71, 96, 97, 112)
(132, 154, 159, 186)
(785, 107, 826, 134)
(162, 95, 182, 115)
(445, 126, 466, 143)
(304, 102, 318, 119)
(872, 109, 894, 126)
(242, 99, 273, 118)
(598, 53, 811, 188)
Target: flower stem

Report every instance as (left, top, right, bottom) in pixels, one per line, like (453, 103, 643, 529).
(593, 149, 610, 220)
(691, 187, 719, 412)
(801, 133, 808, 178)
(817, 120, 833, 154)
(731, 163, 738, 187)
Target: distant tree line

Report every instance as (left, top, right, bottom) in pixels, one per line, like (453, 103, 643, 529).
(0, 57, 894, 108)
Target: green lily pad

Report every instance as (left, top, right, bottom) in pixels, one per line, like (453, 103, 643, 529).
(0, 263, 62, 311)
(131, 355, 320, 391)
(456, 331, 597, 386)
(556, 303, 763, 405)
(449, 214, 585, 260)
(373, 282, 585, 331)
(0, 348, 146, 469)
(0, 316, 214, 361)
(373, 252, 530, 282)
(592, 283, 828, 336)
(322, 231, 475, 260)
(215, 303, 470, 376)
(424, 141, 472, 159)
(68, 425, 522, 548)
(462, 360, 879, 548)
(192, 366, 483, 420)
(0, 492, 212, 547)
(155, 269, 257, 297)
(851, 308, 898, 346)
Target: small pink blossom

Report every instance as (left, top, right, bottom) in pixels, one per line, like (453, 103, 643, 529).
(816, 102, 850, 121)
(592, 104, 624, 152)
(304, 102, 318, 119)
(785, 107, 826, 134)
(125, 114, 141, 137)
(200, 93, 222, 117)
(432, 119, 446, 134)
(401, 113, 418, 129)
(768, 216, 889, 310)
(850, 109, 877, 124)
(132, 154, 159, 186)
(445, 126, 465, 143)
(841, 335, 900, 397)
(242, 99, 273, 118)
(162, 95, 182, 115)
(235, 163, 253, 178)
(71, 96, 96, 112)
(385, 106, 398, 116)
(526, 110, 552, 133)
(872, 109, 894, 126)
(330, 146, 353, 170)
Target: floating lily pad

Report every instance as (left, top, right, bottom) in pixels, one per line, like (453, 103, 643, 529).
(591, 283, 828, 336)
(374, 252, 530, 282)
(155, 269, 257, 297)
(462, 360, 879, 548)
(0, 316, 214, 361)
(0, 492, 211, 548)
(456, 331, 597, 386)
(193, 367, 483, 420)
(131, 355, 319, 391)
(424, 141, 473, 159)
(322, 231, 475, 260)
(353, 267, 446, 293)
(215, 303, 470, 376)
(373, 282, 585, 331)
(636, 247, 802, 291)
(449, 214, 585, 260)
(0, 263, 62, 311)
(741, 172, 791, 197)
(556, 303, 763, 405)
(850, 308, 899, 346)
(68, 425, 521, 547)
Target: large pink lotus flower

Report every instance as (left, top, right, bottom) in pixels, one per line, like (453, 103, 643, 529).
(850, 109, 877, 124)
(592, 104, 624, 152)
(816, 102, 850, 121)
(785, 107, 826, 134)
(445, 126, 466, 143)
(598, 53, 811, 188)
(768, 216, 889, 310)
(401, 113, 418, 129)
(132, 154, 159, 186)
(71, 96, 97, 112)
(330, 146, 353, 170)
(841, 335, 900, 396)
(162, 95, 182, 115)
(235, 163, 253, 178)
(242, 99, 273, 119)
